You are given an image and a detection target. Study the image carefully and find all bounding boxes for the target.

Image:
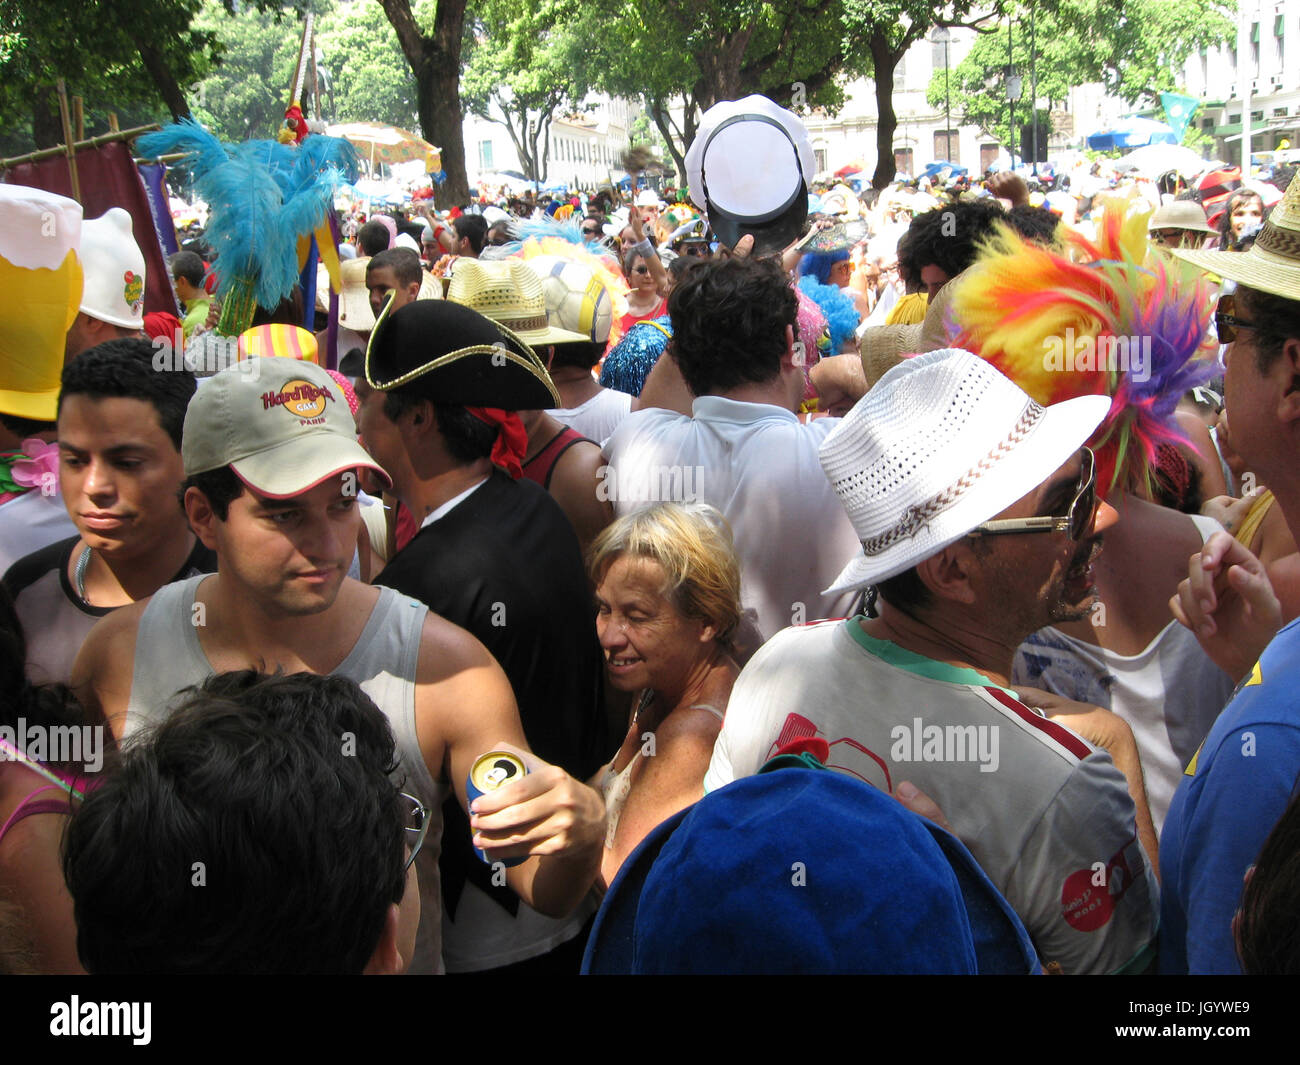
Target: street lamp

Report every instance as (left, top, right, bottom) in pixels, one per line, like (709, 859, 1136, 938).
(931, 27, 952, 161)
(1007, 16, 1020, 169)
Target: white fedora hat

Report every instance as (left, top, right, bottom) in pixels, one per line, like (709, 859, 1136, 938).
(819, 348, 1111, 594)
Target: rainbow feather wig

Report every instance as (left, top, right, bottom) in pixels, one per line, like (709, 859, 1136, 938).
(949, 203, 1218, 498)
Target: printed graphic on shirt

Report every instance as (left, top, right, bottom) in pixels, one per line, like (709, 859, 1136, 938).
(1060, 835, 1137, 932)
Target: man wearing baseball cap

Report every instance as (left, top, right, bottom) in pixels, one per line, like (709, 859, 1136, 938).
(706, 348, 1159, 974)
(1159, 170, 1300, 973)
(64, 207, 148, 362)
(71, 355, 606, 975)
(354, 293, 611, 973)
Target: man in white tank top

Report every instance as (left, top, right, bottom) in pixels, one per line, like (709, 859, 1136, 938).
(71, 356, 606, 975)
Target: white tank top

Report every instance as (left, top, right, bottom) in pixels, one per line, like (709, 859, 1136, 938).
(125, 575, 448, 973)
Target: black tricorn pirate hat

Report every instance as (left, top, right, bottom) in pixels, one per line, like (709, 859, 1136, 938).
(364, 294, 560, 410)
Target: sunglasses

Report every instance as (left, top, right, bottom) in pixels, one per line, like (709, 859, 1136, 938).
(969, 447, 1098, 542)
(1214, 292, 1257, 344)
(582, 227, 601, 236)
(401, 791, 428, 871)
(1151, 229, 1193, 247)
(632, 266, 651, 275)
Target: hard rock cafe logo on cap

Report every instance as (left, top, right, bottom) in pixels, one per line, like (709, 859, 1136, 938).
(123, 270, 143, 312)
(261, 378, 334, 425)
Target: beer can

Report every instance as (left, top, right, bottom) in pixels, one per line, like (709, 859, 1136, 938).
(467, 751, 529, 868)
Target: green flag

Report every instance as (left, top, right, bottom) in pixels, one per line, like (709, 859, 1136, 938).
(1161, 92, 1199, 141)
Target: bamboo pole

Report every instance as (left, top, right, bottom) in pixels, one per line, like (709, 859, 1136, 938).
(55, 80, 81, 202)
(0, 124, 162, 171)
(73, 96, 85, 142)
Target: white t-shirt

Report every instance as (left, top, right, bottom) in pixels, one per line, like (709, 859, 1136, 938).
(548, 388, 632, 446)
(706, 618, 1159, 975)
(602, 397, 860, 645)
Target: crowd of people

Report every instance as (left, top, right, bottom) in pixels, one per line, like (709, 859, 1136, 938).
(2, 91, 1300, 977)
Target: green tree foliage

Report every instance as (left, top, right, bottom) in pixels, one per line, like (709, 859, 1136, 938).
(577, 0, 849, 181)
(318, 0, 419, 129)
(461, 0, 591, 183)
(189, 1, 308, 141)
(189, 0, 419, 141)
(0, 0, 225, 153)
(931, 0, 1234, 151)
(843, 0, 1002, 187)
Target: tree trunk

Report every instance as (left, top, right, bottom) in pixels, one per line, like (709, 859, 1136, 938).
(32, 85, 63, 150)
(537, 114, 551, 185)
(870, 35, 901, 190)
(133, 36, 192, 119)
(695, 29, 754, 111)
(649, 96, 687, 185)
(417, 61, 471, 208)
(380, 0, 471, 209)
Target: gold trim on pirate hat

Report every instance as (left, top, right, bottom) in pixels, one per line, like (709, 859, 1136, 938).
(364, 292, 560, 409)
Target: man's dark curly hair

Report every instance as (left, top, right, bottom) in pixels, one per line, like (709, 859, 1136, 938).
(64, 671, 409, 975)
(903, 199, 1008, 280)
(667, 256, 798, 397)
(60, 339, 195, 449)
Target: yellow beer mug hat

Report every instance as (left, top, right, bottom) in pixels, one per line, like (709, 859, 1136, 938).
(0, 184, 84, 422)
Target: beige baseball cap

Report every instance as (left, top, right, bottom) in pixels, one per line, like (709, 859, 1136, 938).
(183, 356, 390, 498)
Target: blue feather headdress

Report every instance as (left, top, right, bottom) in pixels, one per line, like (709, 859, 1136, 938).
(138, 120, 357, 325)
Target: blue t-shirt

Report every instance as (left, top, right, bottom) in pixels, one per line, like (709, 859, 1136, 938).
(1159, 617, 1300, 973)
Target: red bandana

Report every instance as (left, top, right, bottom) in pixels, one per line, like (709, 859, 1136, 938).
(466, 407, 527, 479)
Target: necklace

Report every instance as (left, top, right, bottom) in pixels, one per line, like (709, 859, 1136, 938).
(74, 544, 92, 602)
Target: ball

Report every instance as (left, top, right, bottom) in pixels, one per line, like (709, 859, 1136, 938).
(525, 255, 613, 345)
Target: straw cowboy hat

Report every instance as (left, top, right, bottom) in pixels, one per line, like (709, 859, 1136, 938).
(857, 274, 962, 389)
(446, 259, 590, 348)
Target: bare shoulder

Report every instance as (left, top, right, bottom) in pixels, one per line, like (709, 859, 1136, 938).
(647, 704, 726, 762)
(414, 609, 507, 684)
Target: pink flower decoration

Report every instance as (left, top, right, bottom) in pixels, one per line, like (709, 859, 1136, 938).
(11, 437, 60, 492)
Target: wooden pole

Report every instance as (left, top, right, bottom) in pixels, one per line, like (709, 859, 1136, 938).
(0, 124, 161, 172)
(73, 96, 85, 143)
(55, 79, 81, 203)
(108, 112, 120, 133)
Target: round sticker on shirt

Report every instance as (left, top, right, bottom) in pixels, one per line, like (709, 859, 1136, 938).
(1060, 867, 1117, 932)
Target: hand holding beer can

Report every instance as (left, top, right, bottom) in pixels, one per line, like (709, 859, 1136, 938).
(467, 750, 529, 868)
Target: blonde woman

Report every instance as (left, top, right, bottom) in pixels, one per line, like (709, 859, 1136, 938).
(589, 503, 741, 887)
